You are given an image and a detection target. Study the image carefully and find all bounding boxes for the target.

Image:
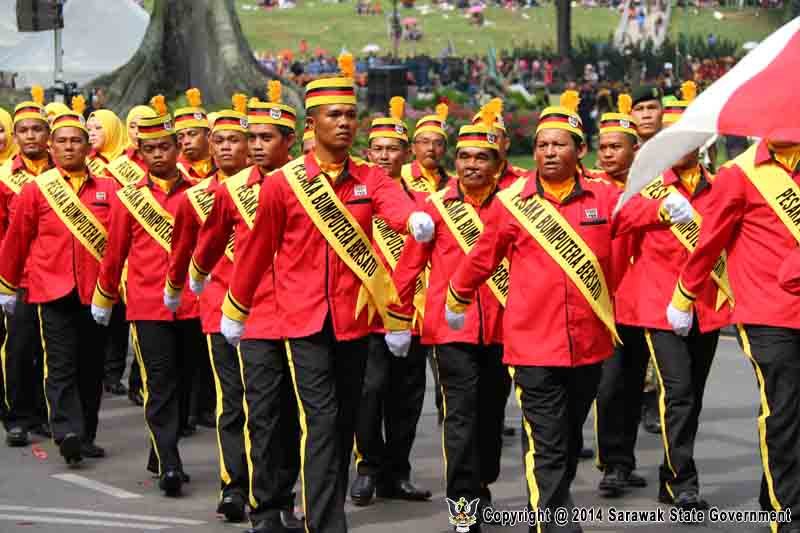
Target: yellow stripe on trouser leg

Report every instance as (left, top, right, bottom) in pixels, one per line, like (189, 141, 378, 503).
(737, 325, 782, 533)
(509, 366, 543, 533)
(206, 335, 231, 488)
(236, 345, 258, 511)
(432, 347, 448, 482)
(36, 306, 53, 443)
(353, 437, 364, 470)
(2, 314, 10, 410)
(592, 400, 603, 470)
(284, 340, 311, 533)
(130, 323, 162, 476)
(644, 330, 677, 500)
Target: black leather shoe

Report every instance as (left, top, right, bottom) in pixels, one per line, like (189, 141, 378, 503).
(579, 447, 594, 460)
(280, 510, 305, 531)
(6, 426, 29, 447)
(29, 423, 51, 438)
(80, 441, 106, 458)
(618, 468, 647, 488)
(59, 433, 82, 465)
(128, 388, 144, 407)
(180, 470, 191, 483)
(104, 382, 128, 396)
(502, 424, 516, 437)
(159, 470, 182, 497)
(673, 490, 709, 512)
(216, 492, 245, 523)
(377, 479, 432, 501)
(598, 467, 625, 497)
(350, 474, 375, 506)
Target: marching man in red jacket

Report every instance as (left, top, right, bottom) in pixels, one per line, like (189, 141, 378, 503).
(92, 96, 202, 497)
(446, 91, 693, 532)
(221, 54, 435, 533)
(0, 104, 118, 465)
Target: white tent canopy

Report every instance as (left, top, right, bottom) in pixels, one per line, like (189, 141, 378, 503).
(0, 0, 149, 88)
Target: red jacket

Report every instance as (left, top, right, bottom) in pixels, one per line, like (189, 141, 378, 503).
(778, 247, 800, 295)
(107, 147, 148, 187)
(167, 171, 230, 333)
(497, 161, 527, 190)
(391, 184, 504, 346)
(450, 172, 662, 367)
(224, 154, 416, 341)
(617, 167, 730, 332)
(193, 166, 280, 340)
(178, 156, 214, 185)
(0, 168, 117, 305)
(678, 141, 800, 330)
(95, 175, 199, 321)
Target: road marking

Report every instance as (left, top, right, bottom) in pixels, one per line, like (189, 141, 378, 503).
(51, 474, 143, 499)
(0, 506, 205, 525)
(0, 514, 169, 530)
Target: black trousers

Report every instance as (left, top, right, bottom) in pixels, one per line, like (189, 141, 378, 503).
(594, 324, 649, 471)
(737, 325, 800, 532)
(435, 342, 508, 502)
(354, 333, 426, 483)
(190, 334, 215, 420)
(239, 338, 300, 522)
(103, 303, 128, 385)
(2, 290, 47, 432)
(645, 325, 717, 498)
(511, 362, 603, 533)
(206, 334, 248, 500)
(39, 291, 107, 443)
(284, 319, 368, 533)
(0, 313, 5, 423)
(131, 319, 202, 473)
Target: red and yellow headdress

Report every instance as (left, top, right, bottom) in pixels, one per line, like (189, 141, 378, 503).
(137, 95, 175, 140)
(599, 93, 638, 138)
(51, 95, 88, 134)
(663, 81, 697, 126)
(304, 52, 357, 110)
(248, 80, 297, 129)
(456, 99, 502, 152)
(536, 90, 584, 140)
(212, 94, 249, 135)
(13, 85, 48, 126)
(174, 88, 209, 131)
(369, 96, 408, 143)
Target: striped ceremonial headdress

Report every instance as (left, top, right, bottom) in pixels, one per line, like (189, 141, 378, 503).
(599, 93, 638, 138)
(13, 85, 48, 126)
(369, 97, 408, 142)
(456, 99, 502, 152)
(248, 81, 297, 129)
(470, 98, 506, 133)
(663, 82, 697, 126)
(137, 95, 175, 140)
(51, 95, 88, 134)
(414, 102, 448, 139)
(212, 94, 249, 134)
(305, 52, 357, 110)
(173, 88, 209, 131)
(536, 90, 584, 141)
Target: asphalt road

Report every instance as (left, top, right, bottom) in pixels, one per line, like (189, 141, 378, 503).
(0, 335, 779, 533)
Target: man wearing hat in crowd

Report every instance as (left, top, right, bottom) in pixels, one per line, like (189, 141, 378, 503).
(630, 84, 667, 435)
(165, 94, 252, 522)
(350, 97, 432, 507)
(106, 106, 157, 188)
(403, 103, 452, 194)
(178, 83, 305, 532)
(175, 88, 214, 184)
(470, 98, 527, 190)
(92, 95, 202, 497)
(387, 101, 509, 532)
(0, 97, 118, 464)
(220, 53, 435, 533)
(591, 93, 652, 497)
(622, 81, 728, 512)
(0, 86, 53, 448)
(445, 91, 693, 532)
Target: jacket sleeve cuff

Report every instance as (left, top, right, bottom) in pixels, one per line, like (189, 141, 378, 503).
(92, 283, 117, 309)
(384, 309, 412, 331)
(0, 274, 17, 296)
(221, 291, 249, 322)
(447, 282, 471, 314)
(164, 278, 183, 298)
(189, 257, 209, 283)
(671, 280, 695, 312)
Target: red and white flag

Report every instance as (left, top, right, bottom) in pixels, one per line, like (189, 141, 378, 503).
(620, 17, 800, 207)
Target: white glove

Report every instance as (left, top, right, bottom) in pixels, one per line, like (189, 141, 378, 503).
(445, 307, 465, 330)
(662, 192, 694, 225)
(0, 292, 16, 315)
(385, 330, 412, 357)
(91, 304, 112, 326)
(666, 303, 693, 337)
(408, 211, 435, 243)
(189, 276, 208, 296)
(221, 315, 245, 346)
(163, 289, 180, 313)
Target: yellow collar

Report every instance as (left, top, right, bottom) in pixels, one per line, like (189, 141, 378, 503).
(192, 158, 213, 178)
(64, 169, 88, 193)
(419, 164, 440, 189)
(540, 177, 575, 203)
(150, 175, 178, 194)
(314, 154, 345, 182)
(770, 144, 800, 172)
(21, 155, 50, 176)
(678, 166, 701, 195)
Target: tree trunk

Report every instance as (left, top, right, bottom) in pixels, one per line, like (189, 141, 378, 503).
(93, 0, 302, 114)
(556, 0, 572, 59)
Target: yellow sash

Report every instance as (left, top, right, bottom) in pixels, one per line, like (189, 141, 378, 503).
(35, 169, 107, 262)
(186, 177, 235, 262)
(401, 164, 437, 194)
(498, 178, 620, 343)
(283, 157, 397, 323)
(429, 186, 510, 306)
(226, 168, 260, 230)
(736, 144, 800, 245)
(116, 185, 174, 253)
(372, 217, 427, 324)
(0, 163, 33, 195)
(87, 156, 107, 177)
(107, 154, 146, 187)
(640, 175, 734, 310)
